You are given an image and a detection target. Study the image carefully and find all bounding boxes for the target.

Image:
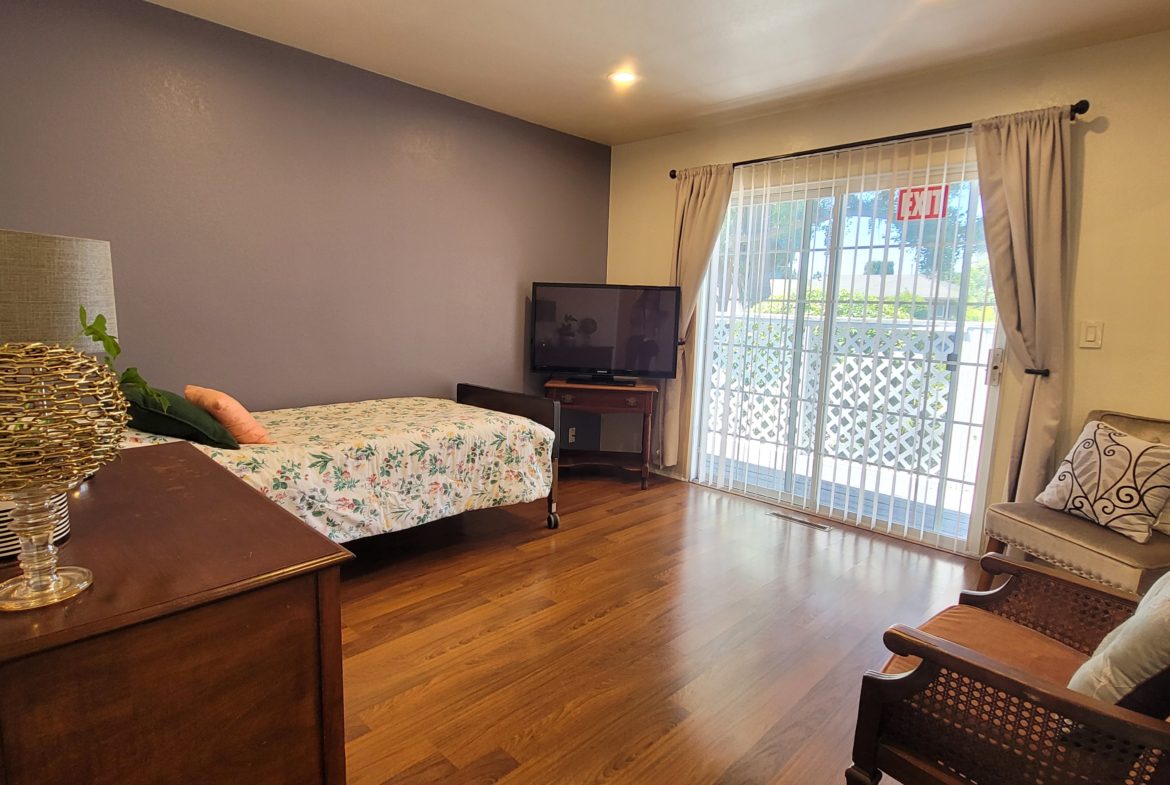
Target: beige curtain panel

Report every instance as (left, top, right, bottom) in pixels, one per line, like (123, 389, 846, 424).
(974, 106, 1071, 501)
(659, 164, 733, 471)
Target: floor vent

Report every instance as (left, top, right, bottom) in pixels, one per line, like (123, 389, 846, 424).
(767, 511, 831, 532)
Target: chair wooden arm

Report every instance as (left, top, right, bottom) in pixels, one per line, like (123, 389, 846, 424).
(958, 553, 1139, 654)
(848, 624, 1170, 785)
(969, 553, 1142, 604)
(883, 625, 1170, 743)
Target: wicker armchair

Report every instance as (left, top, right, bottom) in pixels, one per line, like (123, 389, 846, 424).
(846, 554, 1170, 785)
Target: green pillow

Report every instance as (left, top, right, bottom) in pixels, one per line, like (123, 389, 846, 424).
(122, 385, 239, 449)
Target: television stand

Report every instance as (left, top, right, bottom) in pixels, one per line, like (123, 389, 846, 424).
(545, 380, 657, 489)
(564, 374, 637, 387)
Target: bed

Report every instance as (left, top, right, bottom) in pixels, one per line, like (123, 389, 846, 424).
(121, 384, 561, 542)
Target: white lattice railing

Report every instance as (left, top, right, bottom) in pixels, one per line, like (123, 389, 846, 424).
(706, 314, 963, 474)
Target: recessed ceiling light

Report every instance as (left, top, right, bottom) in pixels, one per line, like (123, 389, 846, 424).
(608, 70, 638, 86)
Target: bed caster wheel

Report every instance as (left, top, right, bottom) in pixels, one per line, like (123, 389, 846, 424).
(546, 513, 560, 530)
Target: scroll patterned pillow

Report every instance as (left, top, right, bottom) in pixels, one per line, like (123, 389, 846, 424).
(1035, 421, 1170, 544)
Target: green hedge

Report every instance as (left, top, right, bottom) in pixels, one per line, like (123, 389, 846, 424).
(750, 289, 996, 323)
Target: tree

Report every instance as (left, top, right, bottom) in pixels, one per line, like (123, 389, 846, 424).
(714, 200, 815, 310)
(835, 183, 983, 282)
(714, 180, 985, 311)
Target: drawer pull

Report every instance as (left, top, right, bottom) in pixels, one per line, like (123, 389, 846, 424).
(626, 397, 638, 407)
(562, 394, 575, 404)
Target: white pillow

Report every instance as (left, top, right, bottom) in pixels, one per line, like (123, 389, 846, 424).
(1036, 420, 1170, 544)
(1068, 570, 1170, 717)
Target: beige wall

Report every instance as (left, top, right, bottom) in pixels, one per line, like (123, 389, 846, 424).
(607, 30, 1170, 501)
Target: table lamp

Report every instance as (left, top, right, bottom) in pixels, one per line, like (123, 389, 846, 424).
(0, 229, 126, 610)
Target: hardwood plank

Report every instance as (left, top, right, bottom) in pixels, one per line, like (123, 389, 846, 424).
(342, 585, 493, 658)
(342, 475, 978, 785)
(344, 591, 558, 714)
(376, 753, 457, 785)
(347, 734, 441, 785)
(452, 748, 521, 785)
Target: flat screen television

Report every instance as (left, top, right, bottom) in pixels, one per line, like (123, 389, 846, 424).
(531, 282, 682, 382)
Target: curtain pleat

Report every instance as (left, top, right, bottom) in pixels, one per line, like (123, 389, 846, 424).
(973, 106, 1070, 501)
(659, 164, 734, 470)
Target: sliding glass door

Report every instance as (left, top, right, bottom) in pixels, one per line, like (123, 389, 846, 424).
(694, 130, 999, 553)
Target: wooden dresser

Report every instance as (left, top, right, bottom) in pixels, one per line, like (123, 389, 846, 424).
(0, 442, 352, 785)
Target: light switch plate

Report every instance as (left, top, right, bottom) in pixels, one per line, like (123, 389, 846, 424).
(1079, 320, 1104, 349)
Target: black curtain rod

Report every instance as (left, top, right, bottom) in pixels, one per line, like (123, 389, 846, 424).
(667, 99, 1090, 179)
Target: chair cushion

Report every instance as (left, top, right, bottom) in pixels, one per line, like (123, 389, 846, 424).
(1068, 571, 1170, 718)
(1035, 420, 1170, 544)
(882, 604, 1087, 684)
(1093, 410, 1170, 449)
(986, 501, 1170, 593)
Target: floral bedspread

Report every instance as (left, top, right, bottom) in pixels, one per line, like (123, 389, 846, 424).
(121, 397, 554, 543)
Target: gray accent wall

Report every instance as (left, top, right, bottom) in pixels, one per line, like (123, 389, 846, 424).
(0, 0, 610, 409)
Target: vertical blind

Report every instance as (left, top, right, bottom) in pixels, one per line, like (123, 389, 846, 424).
(694, 130, 998, 553)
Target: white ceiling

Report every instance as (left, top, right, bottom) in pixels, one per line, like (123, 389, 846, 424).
(148, 0, 1170, 145)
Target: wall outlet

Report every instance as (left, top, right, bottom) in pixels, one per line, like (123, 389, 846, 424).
(567, 426, 577, 445)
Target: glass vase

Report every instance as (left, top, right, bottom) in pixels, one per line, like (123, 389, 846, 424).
(0, 489, 91, 611)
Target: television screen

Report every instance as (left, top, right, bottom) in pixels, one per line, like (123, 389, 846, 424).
(531, 283, 681, 378)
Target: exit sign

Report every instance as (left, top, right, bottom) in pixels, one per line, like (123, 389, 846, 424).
(896, 184, 949, 221)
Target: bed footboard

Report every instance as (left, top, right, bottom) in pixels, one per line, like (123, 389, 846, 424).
(455, 383, 561, 529)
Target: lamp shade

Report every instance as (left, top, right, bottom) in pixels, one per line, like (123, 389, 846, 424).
(0, 229, 117, 353)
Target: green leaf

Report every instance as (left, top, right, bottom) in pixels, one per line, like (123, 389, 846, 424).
(119, 367, 170, 413)
(147, 389, 169, 412)
(79, 307, 122, 361)
(308, 453, 334, 473)
(102, 335, 120, 360)
(81, 307, 169, 410)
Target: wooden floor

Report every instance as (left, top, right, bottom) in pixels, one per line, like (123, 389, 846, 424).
(340, 474, 982, 785)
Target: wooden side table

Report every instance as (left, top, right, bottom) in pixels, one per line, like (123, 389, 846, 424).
(0, 442, 352, 785)
(545, 379, 657, 489)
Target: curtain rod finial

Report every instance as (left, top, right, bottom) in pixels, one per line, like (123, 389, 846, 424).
(668, 169, 678, 180)
(1071, 99, 1090, 119)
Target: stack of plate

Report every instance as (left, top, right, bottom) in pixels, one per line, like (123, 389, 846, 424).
(0, 493, 71, 562)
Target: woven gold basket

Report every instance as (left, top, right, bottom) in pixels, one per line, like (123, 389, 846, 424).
(0, 342, 127, 610)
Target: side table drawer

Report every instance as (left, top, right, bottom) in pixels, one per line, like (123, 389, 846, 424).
(549, 388, 653, 413)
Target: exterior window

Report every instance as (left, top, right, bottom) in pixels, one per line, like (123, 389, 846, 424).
(695, 130, 998, 553)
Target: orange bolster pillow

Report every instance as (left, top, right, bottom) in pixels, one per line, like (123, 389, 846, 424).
(184, 385, 274, 444)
